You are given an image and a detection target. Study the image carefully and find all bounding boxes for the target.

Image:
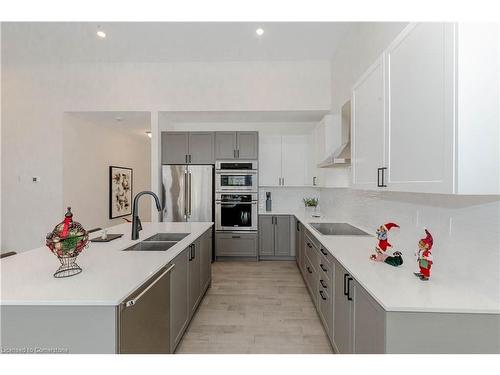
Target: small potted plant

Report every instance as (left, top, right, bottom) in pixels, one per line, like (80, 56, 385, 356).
(303, 197, 319, 216)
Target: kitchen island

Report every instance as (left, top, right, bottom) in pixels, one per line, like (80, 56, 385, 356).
(1, 221, 213, 353)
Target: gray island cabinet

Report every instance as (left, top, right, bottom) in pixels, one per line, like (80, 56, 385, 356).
(0, 224, 213, 354)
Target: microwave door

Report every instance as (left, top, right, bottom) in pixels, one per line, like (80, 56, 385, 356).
(162, 165, 187, 222)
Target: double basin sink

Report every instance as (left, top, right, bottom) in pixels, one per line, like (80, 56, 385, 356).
(123, 233, 189, 252)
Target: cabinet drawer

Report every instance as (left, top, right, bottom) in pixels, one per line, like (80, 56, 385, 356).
(318, 245, 333, 265)
(318, 282, 333, 339)
(317, 255, 334, 284)
(215, 232, 258, 257)
(304, 232, 320, 266)
(304, 256, 318, 306)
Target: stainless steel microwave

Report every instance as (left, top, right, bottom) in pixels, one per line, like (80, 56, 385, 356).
(215, 161, 258, 192)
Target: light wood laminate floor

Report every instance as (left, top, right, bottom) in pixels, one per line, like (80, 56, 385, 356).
(176, 261, 334, 354)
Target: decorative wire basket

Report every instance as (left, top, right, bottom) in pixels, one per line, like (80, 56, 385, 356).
(54, 254, 83, 278)
(46, 207, 89, 278)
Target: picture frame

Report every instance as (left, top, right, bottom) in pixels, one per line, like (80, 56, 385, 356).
(109, 166, 133, 219)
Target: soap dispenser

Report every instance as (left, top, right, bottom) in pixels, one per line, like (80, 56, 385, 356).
(265, 192, 272, 212)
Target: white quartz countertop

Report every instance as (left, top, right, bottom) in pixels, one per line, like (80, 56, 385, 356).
(260, 210, 500, 314)
(0, 222, 213, 306)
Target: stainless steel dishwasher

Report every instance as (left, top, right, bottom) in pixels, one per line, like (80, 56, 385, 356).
(118, 263, 175, 354)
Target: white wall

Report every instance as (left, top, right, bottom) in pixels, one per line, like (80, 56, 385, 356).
(1, 58, 331, 252)
(62, 114, 151, 232)
(320, 189, 500, 286)
(259, 187, 320, 213)
(330, 22, 408, 110)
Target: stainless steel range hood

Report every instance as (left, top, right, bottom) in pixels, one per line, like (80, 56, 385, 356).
(318, 100, 351, 167)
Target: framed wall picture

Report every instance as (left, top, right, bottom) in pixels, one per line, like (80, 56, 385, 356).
(109, 166, 133, 219)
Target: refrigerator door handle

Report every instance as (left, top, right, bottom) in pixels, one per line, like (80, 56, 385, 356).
(188, 170, 192, 217)
(184, 169, 189, 218)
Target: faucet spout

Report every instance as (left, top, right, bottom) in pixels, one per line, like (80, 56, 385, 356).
(131, 191, 162, 240)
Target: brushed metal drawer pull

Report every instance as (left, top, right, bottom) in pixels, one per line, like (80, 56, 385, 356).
(307, 243, 312, 248)
(320, 264, 328, 272)
(320, 248, 328, 256)
(320, 279, 327, 289)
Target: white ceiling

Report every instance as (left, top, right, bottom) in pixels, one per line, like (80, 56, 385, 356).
(1, 22, 356, 63)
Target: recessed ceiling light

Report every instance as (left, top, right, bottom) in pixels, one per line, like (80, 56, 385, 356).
(145, 131, 152, 138)
(256, 28, 264, 36)
(96, 29, 106, 39)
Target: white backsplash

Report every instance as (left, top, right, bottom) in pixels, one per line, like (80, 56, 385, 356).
(258, 187, 320, 213)
(319, 188, 500, 284)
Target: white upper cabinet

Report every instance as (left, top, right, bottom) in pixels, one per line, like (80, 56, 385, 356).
(384, 23, 455, 193)
(259, 134, 313, 187)
(351, 23, 500, 194)
(281, 135, 308, 186)
(352, 56, 386, 190)
(259, 135, 282, 186)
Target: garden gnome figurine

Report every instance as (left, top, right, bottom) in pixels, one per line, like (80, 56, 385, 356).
(414, 229, 434, 281)
(370, 222, 400, 261)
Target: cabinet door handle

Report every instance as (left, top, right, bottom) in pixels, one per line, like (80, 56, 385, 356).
(319, 290, 327, 301)
(296, 221, 300, 232)
(320, 279, 327, 289)
(377, 168, 382, 187)
(306, 242, 312, 248)
(282, 177, 285, 186)
(320, 264, 327, 272)
(343, 273, 349, 296)
(189, 154, 192, 164)
(231, 235, 241, 239)
(192, 243, 196, 260)
(313, 176, 317, 186)
(381, 167, 387, 188)
(188, 244, 193, 261)
(185, 154, 188, 164)
(306, 266, 312, 274)
(320, 248, 328, 256)
(347, 277, 353, 301)
(237, 149, 240, 158)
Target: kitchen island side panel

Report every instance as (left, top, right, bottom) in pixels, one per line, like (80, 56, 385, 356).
(385, 311, 500, 354)
(1, 305, 117, 354)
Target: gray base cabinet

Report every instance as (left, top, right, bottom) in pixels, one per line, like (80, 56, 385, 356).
(215, 131, 258, 160)
(171, 231, 213, 352)
(298, 225, 500, 354)
(215, 232, 258, 259)
(258, 215, 293, 259)
(170, 247, 190, 351)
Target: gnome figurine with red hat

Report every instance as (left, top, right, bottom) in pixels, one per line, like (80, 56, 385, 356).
(414, 229, 434, 281)
(370, 222, 400, 262)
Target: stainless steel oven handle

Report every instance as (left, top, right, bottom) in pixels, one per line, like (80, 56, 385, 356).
(217, 202, 255, 205)
(124, 264, 175, 308)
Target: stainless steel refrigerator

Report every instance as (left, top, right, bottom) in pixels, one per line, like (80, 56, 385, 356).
(161, 165, 213, 222)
